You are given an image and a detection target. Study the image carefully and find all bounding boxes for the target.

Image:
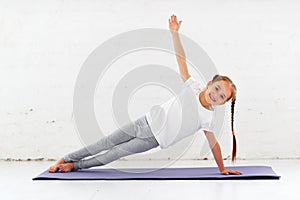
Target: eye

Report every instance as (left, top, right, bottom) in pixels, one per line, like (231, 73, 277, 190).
(215, 87, 219, 91)
(221, 95, 225, 100)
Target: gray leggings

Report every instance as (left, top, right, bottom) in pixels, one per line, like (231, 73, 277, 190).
(64, 115, 159, 170)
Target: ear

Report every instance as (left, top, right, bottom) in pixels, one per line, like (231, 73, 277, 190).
(206, 80, 213, 88)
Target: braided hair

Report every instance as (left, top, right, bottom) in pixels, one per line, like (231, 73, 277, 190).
(212, 75, 237, 162)
(231, 99, 237, 162)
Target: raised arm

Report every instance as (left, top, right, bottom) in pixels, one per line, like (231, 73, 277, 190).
(168, 14, 191, 82)
(204, 130, 242, 175)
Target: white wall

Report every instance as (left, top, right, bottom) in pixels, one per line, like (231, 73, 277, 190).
(1, 0, 300, 160)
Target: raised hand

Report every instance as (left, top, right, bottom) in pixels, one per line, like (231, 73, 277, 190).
(168, 14, 182, 32)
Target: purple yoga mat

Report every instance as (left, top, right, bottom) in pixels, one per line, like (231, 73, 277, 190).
(33, 166, 280, 180)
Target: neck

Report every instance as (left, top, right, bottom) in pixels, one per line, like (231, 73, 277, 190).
(199, 91, 212, 110)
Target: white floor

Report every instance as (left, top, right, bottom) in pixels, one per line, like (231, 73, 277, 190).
(0, 159, 299, 200)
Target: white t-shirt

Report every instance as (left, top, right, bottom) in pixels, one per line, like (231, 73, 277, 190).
(145, 76, 215, 149)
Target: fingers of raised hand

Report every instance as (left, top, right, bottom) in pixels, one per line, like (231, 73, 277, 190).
(170, 14, 177, 23)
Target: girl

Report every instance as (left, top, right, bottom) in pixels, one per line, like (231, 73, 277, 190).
(49, 14, 242, 175)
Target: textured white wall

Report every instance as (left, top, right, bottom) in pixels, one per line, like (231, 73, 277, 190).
(1, 0, 300, 160)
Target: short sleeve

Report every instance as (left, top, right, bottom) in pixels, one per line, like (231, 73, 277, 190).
(183, 76, 202, 95)
(200, 120, 214, 132)
(183, 76, 197, 87)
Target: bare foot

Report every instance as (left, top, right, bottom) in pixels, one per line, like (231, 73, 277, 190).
(58, 162, 74, 173)
(49, 158, 65, 173)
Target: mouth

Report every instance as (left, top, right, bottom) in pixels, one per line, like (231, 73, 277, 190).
(209, 93, 216, 102)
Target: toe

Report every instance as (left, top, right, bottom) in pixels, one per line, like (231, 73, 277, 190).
(58, 164, 64, 172)
(49, 166, 57, 173)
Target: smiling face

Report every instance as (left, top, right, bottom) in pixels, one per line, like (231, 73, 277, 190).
(204, 80, 233, 106)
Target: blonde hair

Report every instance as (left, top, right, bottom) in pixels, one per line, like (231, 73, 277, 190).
(212, 75, 237, 162)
